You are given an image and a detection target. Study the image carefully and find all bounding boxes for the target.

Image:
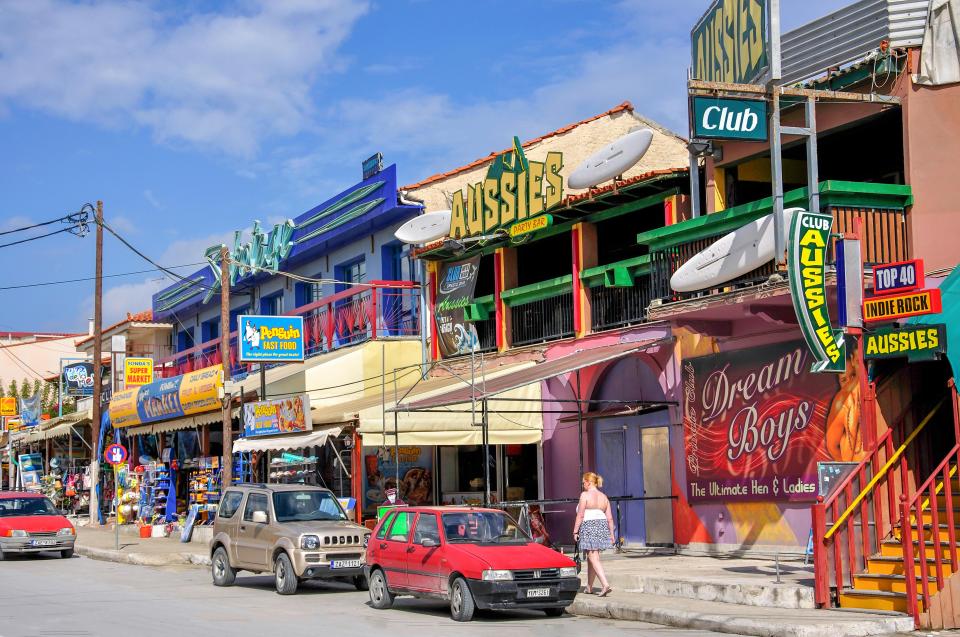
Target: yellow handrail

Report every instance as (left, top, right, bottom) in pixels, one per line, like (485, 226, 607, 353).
(920, 464, 959, 513)
(824, 398, 946, 540)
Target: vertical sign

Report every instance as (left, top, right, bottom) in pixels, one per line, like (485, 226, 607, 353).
(691, 0, 769, 84)
(435, 257, 481, 358)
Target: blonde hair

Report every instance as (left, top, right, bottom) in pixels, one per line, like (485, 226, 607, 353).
(582, 472, 604, 489)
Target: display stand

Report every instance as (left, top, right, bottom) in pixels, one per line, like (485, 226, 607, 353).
(268, 457, 318, 485)
(138, 463, 172, 525)
(187, 457, 221, 525)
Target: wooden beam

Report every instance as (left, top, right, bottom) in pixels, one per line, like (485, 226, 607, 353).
(687, 80, 901, 104)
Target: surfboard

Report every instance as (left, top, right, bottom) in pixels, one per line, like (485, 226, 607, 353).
(568, 128, 654, 189)
(394, 209, 452, 244)
(670, 208, 802, 293)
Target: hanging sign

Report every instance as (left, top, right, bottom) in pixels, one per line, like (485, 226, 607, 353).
(0, 396, 17, 417)
(863, 324, 946, 361)
(508, 214, 552, 238)
(863, 288, 942, 323)
(691, 96, 768, 141)
(124, 358, 154, 387)
(435, 257, 481, 358)
(238, 315, 305, 362)
(682, 341, 860, 503)
(110, 364, 224, 428)
(691, 0, 769, 84)
(787, 210, 845, 373)
(62, 362, 96, 397)
(18, 453, 43, 490)
(449, 137, 564, 240)
(242, 394, 311, 437)
(873, 258, 924, 295)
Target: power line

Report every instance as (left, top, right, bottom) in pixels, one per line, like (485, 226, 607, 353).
(100, 219, 216, 292)
(0, 213, 78, 237)
(0, 262, 207, 291)
(0, 225, 82, 249)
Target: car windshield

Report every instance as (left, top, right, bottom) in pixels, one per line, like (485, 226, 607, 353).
(0, 497, 59, 517)
(441, 511, 530, 545)
(272, 491, 346, 523)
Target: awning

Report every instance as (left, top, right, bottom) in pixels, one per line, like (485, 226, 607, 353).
(232, 426, 342, 453)
(126, 408, 235, 436)
(359, 362, 543, 446)
(394, 338, 672, 411)
(906, 266, 960, 375)
(11, 410, 92, 444)
(556, 403, 671, 423)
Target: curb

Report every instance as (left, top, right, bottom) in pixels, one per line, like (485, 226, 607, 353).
(568, 595, 915, 637)
(77, 544, 210, 568)
(599, 573, 816, 609)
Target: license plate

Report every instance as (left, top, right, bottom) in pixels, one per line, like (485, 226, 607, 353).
(526, 587, 551, 598)
(30, 539, 56, 547)
(330, 559, 362, 569)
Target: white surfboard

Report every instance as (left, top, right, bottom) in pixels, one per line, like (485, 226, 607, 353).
(394, 209, 452, 244)
(568, 128, 654, 189)
(670, 208, 802, 293)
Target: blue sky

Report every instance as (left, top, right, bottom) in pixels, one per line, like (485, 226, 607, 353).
(0, 0, 851, 332)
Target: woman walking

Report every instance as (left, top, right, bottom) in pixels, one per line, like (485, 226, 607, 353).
(573, 472, 615, 596)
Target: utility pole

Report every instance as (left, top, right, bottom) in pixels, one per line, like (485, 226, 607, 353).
(90, 201, 103, 526)
(220, 246, 233, 487)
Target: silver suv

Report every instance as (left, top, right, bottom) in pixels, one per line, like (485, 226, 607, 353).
(210, 483, 370, 595)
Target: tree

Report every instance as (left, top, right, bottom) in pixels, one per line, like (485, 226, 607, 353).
(19, 378, 32, 399)
(0, 378, 4, 397)
(32, 379, 41, 399)
(7, 379, 16, 398)
(41, 382, 53, 415)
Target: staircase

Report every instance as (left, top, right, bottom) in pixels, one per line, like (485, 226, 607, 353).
(813, 392, 959, 628)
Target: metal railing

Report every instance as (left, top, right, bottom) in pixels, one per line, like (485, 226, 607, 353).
(158, 281, 420, 378)
(591, 280, 652, 332)
(511, 292, 574, 347)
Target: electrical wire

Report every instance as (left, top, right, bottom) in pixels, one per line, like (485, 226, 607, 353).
(0, 213, 79, 237)
(100, 220, 216, 293)
(0, 262, 207, 291)
(0, 225, 82, 250)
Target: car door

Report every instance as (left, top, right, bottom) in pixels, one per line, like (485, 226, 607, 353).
(406, 512, 445, 594)
(216, 490, 244, 563)
(376, 510, 415, 589)
(235, 491, 272, 569)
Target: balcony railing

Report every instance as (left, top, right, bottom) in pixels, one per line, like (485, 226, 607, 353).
(502, 275, 574, 347)
(158, 280, 421, 378)
(639, 181, 913, 305)
(581, 255, 652, 332)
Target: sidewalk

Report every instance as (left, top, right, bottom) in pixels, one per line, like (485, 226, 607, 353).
(75, 525, 209, 567)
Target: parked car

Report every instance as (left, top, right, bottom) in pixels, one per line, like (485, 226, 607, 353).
(209, 483, 371, 595)
(0, 491, 76, 560)
(365, 506, 580, 621)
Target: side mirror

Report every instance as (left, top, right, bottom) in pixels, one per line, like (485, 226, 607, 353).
(421, 537, 438, 548)
(252, 510, 269, 524)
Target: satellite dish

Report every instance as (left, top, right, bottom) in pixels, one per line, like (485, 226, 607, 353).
(568, 128, 655, 189)
(394, 210, 452, 244)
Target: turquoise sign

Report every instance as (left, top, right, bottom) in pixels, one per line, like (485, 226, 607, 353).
(238, 315, 305, 363)
(692, 96, 768, 141)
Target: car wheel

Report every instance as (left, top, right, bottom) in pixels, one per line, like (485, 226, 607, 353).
(211, 547, 236, 587)
(353, 574, 369, 591)
(60, 548, 74, 559)
(450, 577, 476, 622)
(544, 607, 564, 617)
(274, 552, 298, 595)
(368, 569, 393, 609)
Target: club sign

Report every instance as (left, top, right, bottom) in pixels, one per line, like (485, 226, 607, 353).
(873, 259, 924, 295)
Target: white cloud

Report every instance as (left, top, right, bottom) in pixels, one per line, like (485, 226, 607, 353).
(143, 190, 163, 211)
(0, 0, 369, 157)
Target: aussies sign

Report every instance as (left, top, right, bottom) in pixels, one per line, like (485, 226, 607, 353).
(683, 341, 861, 503)
(788, 210, 845, 373)
(449, 137, 564, 240)
(435, 257, 481, 358)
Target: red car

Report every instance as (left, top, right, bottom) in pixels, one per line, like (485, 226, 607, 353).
(0, 491, 76, 560)
(364, 506, 579, 622)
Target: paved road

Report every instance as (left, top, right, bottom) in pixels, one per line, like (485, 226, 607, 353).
(0, 553, 740, 637)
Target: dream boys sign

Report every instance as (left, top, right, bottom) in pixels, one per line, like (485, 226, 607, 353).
(683, 341, 861, 503)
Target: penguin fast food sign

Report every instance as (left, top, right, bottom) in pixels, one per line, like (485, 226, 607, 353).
(449, 137, 564, 240)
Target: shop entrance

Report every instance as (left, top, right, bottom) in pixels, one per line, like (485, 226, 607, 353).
(591, 355, 672, 546)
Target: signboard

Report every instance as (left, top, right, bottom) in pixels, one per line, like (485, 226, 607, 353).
(62, 361, 96, 397)
(124, 358, 154, 387)
(818, 462, 860, 499)
(0, 396, 17, 417)
(104, 443, 128, 466)
(435, 257, 481, 358)
(18, 394, 41, 428)
(863, 288, 942, 323)
(362, 446, 433, 511)
(362, 152, 383, 180)
(110, 364, 224, 429)
(18, 453, 43, 490)
(864, 324, 946, 361)
(508, 214, 552, 238)
(238, 315, 305, 363)
(449, 137, 564, 240)
(788, 210, 845, 373)
(691, 96, 768, 141)
(691, 0, 769, 84)
(242, 394, 311, 437)
(682, 340, 861, 503)
(873, 258, 924, 295)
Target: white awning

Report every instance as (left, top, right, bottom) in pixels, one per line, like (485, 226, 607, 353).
(126, 408, 235, 436)
(11, 410, 91, 444)
(232, 426, 342, 453)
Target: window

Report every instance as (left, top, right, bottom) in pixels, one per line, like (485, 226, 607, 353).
(0, 496, 58, 516)
(259, 292, 283, 316)
(376, 511, 396, 540)
(177, 327, 194, 352)
(335, 257, 366, 292)
(413, 513, 440, 545)
(272, 490, 346, 522)
(243, 493, 270, 522)
(386, 511, 414, 542)
(218, 491, 243, 519)
(201, 317, 220, 343)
